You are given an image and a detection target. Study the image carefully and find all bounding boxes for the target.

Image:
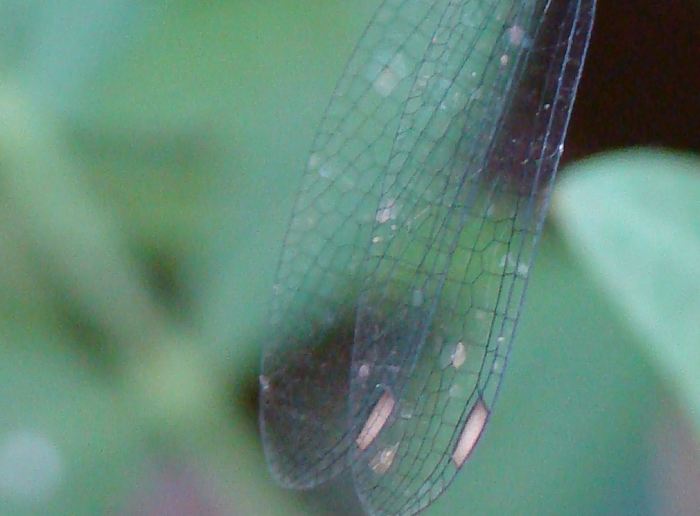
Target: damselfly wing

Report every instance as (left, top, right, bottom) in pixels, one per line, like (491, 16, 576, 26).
(260, 1, 595, 515)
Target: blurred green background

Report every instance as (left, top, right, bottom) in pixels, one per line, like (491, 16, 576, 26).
(0, 1, 698, 515)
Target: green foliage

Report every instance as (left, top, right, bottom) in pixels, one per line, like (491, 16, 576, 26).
(0, 2, 696, 515)
(556, 150, 700, 437)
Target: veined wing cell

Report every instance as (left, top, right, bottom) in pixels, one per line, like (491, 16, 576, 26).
(260, 1, 595, 515)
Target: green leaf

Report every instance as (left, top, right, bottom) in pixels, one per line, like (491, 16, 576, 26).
(0, 84, 167, 353)
(0, 324, 143, 515)
(555, 149, 700, 438)
(4, 0, 154, 115)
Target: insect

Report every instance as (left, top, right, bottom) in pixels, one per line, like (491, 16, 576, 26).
(260, 1, 595, 514)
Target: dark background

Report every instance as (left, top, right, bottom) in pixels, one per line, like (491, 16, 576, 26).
(568, 0, 700, 160)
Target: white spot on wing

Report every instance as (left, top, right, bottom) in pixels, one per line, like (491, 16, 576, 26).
(374, 68, 398, 96)
(308, 152, 322, 170)
(376, 198, 397, 223)
(492, 356, 505, 374)
(356, 391, 395, 451)
(517, 262, 530, 276)
(318, 162, 335, 178)
(507, 25, 526, 46)
(451, 341, 466, 369)
(499, 253, 514, 269)
(358, 363, 370, 379)
(369, 442, 400, 474)
(372, 52, 408, 97)
(448, 383, 468, 398)
(452, 400, 489, 468)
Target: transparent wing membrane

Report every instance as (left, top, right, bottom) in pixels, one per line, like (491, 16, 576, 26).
(260, 0, 454, 489)
(260, 0, 595, 513)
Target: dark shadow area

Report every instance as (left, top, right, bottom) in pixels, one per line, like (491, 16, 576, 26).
(233, 307, 366, 514)
(565, 0, 700, 162)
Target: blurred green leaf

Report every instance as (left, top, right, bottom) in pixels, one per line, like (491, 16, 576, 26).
(0, 84, 167, 353)
(4, 0, 156, 115)
(94, 1, 379, 360)
(555, 149, 700, 438)
(0, 324, 142, 515)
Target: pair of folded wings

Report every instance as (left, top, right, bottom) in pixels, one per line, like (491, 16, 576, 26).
(260, 1, 595, 514)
